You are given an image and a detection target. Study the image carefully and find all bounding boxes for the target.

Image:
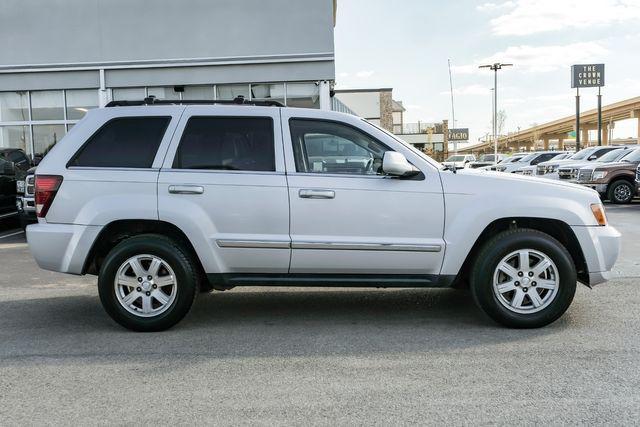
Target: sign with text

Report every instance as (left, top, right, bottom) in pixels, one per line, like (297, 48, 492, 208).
(448, 128, 469, 141)
(571, 64, 605, 88)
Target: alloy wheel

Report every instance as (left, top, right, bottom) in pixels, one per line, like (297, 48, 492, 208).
(492, 249, 559, 314)
(614, 184, 632, 203)
(114, 254, 177, 317)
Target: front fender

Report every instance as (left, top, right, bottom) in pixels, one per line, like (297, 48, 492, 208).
(439, 170, 601, 275)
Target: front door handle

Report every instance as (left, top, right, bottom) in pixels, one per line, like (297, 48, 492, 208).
(169, 185, 204, 195)
(299, 189, 335, 199)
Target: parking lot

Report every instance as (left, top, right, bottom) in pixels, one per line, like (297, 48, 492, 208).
(0, 203, 639, 425)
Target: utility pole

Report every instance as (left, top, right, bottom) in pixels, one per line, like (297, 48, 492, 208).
(448, 59, 457, 154)
(597, 86, 602, 145)
(479, 63, 512, 164)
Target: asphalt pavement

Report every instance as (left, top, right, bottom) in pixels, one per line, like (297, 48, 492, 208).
(0, 203, 639, 425)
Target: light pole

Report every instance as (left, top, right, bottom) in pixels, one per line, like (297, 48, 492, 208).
(479, 62, 512, 164)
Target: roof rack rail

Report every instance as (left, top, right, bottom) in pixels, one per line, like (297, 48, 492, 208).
(105, 95, 283, 108)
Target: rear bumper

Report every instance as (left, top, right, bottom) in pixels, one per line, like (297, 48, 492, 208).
(571, 225, 621, 286)
(26, 223, 102, 274)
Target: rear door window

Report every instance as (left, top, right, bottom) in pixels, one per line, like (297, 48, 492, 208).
(69, 117, 170, 168)
(172, 117, 275, 171)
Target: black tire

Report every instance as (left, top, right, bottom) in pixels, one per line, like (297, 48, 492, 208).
(98, 234, 198, 332)
(607, 180, 634, 204)
(470, 228, 576, 328)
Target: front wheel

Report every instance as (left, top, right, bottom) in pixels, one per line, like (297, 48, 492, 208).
(470, 229, 577, 328)
(98, 234, 198, 332)
(607, 180, 634, 204)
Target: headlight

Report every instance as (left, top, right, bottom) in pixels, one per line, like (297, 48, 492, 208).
(592, 171, 607, 180)
(496, 166, 506, 172)
(591, 203, 607, 226)
(546, 165, 557, 173)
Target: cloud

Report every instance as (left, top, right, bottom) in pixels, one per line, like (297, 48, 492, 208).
(453, 41, 608, 74)
(355, 70, 374, 78)
(338, 72, 349, 78)
(441, 84, 492, 96)
(489, 0, 640, 36)
(476, 1, 515, 11)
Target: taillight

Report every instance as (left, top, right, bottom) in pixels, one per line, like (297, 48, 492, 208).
(35, 175, 63, 218)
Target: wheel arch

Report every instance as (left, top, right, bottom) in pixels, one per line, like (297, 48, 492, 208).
(82, 219, 207, 283)
(452, 217, 589, 288)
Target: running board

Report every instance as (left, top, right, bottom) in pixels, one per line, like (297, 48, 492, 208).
(207, 273, 455, 289)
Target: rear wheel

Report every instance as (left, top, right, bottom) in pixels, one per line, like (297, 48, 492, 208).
(470, 229, 576, 328)
(98, 234, 198, 332)
(607, 180, 634, 204)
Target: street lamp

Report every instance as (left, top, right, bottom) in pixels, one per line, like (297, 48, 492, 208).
(479, 62, 512, 164)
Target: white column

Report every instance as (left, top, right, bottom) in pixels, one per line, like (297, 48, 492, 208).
(318, 80, 331, 110)
(98, 69, 109, 107)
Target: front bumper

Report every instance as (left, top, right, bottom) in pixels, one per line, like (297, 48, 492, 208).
(579, 183, 608, 194)
(16, 196, 36, 219)
(26, 223, 102, 274)
(571, 224, 621, 286)
(539, 172, 559, 180)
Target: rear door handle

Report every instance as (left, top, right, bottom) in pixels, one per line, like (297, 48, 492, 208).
(168, 185, 204, 195)
(299, 189, 335, 199)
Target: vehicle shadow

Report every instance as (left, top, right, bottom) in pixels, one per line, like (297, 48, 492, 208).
(0, 287, 573, 363)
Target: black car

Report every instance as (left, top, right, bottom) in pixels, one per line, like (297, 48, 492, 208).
(0, 148, 32, 221)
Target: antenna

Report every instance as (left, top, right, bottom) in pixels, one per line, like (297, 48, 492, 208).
(448, 59, 457, 153)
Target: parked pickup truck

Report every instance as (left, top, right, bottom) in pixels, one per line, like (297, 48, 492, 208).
(16, 167, 37, 229)
(576, 147, 640, 203)
(27, 99, 621, 331)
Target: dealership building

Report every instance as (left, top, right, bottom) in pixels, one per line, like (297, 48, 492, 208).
(0, 0, 337, 158)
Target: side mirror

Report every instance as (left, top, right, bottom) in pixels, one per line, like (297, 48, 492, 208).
(382, 151, 420, 177)
(588, 155, 597, 160)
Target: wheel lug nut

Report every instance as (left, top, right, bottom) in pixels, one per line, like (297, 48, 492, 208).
(515, 281, 520, 286)
(523, 287, 528, 292)
(136, 287, 141, 292)
(532, 281, 537, 286)
(145, 291, 151, 296)
(518, 271, 523, 277)
(138, 277, 143, 282)
(147, 275, 152, 280)
(528, 272, 534, 277)
(152, 284, 157, 289)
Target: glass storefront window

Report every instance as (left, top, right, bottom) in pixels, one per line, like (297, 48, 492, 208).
(31, 90, 64, 120)
(147, 86, 181, 100)
(112, 87, 146, 101)
(0, 92, 30, 122)
(286, 83, 320, 108)
(66, 89, 99, 120)
(0, 125, 31, 155)
(33, 124, 65, 157)
(182, 85, 215, 100)
(251, 83, 285, 104)
(216, 84, 250, 100)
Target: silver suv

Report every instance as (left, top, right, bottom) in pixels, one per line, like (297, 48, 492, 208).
(27, 100, 620, 331)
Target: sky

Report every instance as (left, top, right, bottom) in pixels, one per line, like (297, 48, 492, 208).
(333, 0, 640, 144)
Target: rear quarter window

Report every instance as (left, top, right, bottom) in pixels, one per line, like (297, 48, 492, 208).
(69, 117, 170, 168)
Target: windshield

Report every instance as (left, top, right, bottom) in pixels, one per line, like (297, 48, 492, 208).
(596, 148, 626, 163)
(550, 153, 567, 161)
(569, 147, 595, 160)
(480, 154, 496, 161)
(504, 156, 523, 163)
(623, 148, 640, 163)
(445, 155, 465, 162)
(519, 153, 537, 162)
